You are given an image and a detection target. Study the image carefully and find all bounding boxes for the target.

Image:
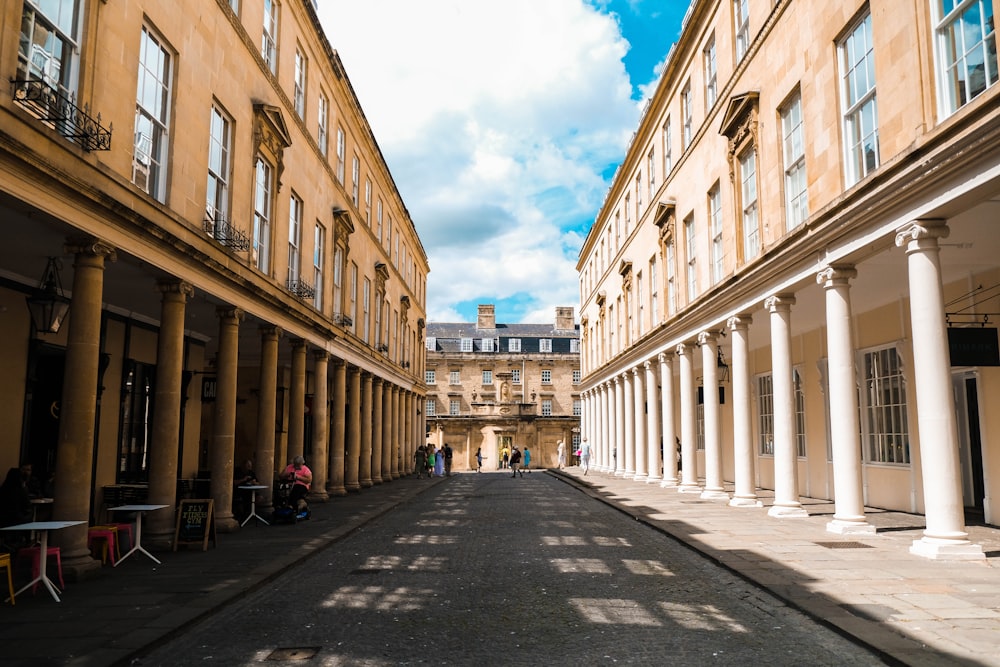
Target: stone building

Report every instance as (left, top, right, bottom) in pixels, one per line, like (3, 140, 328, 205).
(425, 305, 581, 471)
(578, 0, 999, 559)
(0, 0, 427, 578)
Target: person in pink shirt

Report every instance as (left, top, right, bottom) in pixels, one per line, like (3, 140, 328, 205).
(282, 455, 312, 513)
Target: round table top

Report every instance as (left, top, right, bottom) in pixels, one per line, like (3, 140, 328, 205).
(29, 497, 54, 504)
(238, 485, 269, 490)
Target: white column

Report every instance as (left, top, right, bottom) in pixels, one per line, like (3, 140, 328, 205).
(728, 315, 761, 507)
(659, 352, 679, 487)
(896, 221, 984, 559)
(600, 382, 611, 472)
(622, 371, 636, 478)
(613, 376, 625, 475)
(765, 295, 807, 517)
(699, 331, 728, 500)
(818, 266, 874, 534)
(644, 359, 662, 484)
(632, 366, 648, 481)
(677, 343, 700, 493)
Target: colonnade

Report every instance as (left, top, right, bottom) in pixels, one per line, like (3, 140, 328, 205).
(48, 237, 424, 579)
(580, 220, 983, 560)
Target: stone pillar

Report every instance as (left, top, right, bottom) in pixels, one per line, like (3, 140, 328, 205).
(613, 376, 625, 475)
(328, 359, 347, 496)
(595, 387, 607, 472)
(402, 391, 412, 476)
(382, 382, 394, 478)
(896, 221, 984, 559)
(765, 295, 807, 518)
(727, 316, 761, 507)
(146, 280, 194, 547)
(677, 343, 700, 493)
(345, 365, 361, 491)
(286, 339, 307, 462)
(817, 267, 873, 533)
(254, 326, 282, 510)
(659, 352, 679, 487)
(309, 351, 330, 502)
(210, 306, 243, 532)
(699, 331, 728, 500)
(644, 360, 661, 483)
(359, 372, 374, 487)
(622, 370, 636, 478)
(52, 239, 115, 580)
(391, 385, 401, 478)
(632, 366, 648, 481)
(371, 377, 385, 483)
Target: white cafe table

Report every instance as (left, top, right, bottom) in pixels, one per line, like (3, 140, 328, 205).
(238, 485, 270, 526)
(0, 520, 86, 602)
(108, 504, 170, 566)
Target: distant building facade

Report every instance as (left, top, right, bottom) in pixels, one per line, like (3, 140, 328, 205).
(0, 0, 427, 577)
(425, 305, 581, 470)
(578, 0, 999, 559)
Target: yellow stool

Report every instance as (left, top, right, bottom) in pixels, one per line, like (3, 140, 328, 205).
(87, 526, 119, 565)
(0, 552, 13, 605)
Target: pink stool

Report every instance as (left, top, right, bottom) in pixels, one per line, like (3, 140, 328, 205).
(16, 546, 65, 594)
(87, 526, 118, 565)
(110, 522, 134, 551)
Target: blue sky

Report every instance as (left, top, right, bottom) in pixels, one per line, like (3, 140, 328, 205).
(318, 1, 690, 324)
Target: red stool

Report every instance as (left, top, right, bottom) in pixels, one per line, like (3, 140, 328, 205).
(110, 522, 134, 551)
(87, 526, 118, 565)
(16, 546, 65, 594)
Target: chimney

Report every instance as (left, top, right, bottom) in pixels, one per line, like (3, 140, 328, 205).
(555, 306, 574, 331)
(477, 304, 495, 330)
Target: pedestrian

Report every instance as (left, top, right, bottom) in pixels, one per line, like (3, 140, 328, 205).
(501, 446, 510, 470)
(427, 447, 437, 477)
(434, 446, 445, 477)
(581, 439, 592, 475)
(443, 443, 453, 476)
(509, 445, 523, 478)
(414, 445, 428, 478)
(474, 447, 483, 472)
(557, 440, 566, 469)
(523, 447, 532, 473)
(281, 455, 312, 514)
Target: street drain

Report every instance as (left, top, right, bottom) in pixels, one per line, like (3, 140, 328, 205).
(266, 647, 320, 661)
(350, 568, 382, 575)
(814, 541, 874, 549)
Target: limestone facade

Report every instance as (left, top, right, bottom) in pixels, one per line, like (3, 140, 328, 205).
(0, 0, 427, 576)
(578, 0, 1000, 559)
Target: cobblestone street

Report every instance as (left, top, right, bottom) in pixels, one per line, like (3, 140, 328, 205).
(137, 472, 883, 666)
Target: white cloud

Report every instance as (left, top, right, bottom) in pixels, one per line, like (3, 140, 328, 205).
(318, 0, 640, 323)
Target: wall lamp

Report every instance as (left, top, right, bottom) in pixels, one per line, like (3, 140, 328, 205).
(26, 257, 70, 335)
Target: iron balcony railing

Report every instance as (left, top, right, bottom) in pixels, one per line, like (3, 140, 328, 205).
(11, 78, 112, 151)
(286, 279, 315, 299)
(203, 214, 251, 251)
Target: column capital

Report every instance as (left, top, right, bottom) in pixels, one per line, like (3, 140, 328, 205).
(727, 314, 752, 331)
(332, 357, 346, 368)
(259, 325, 283, 340)
(290, 338, 308, 350)
(372, 375, 385, 387)
(643, 358, 653, 371)
(816, 265, 857, 288)
(630, 365, 641, 377)
(612, 375, 621, 387)
(895, 219, 949, 250)
(764, 294, 796, 312)
(216, 306, 245, 323)
(65, 236, 117, 262)
(697, 330, 720, 346)
(675, 342, 690, 356)
(312, 349, 330, 362)
(156, 279, 194, 300)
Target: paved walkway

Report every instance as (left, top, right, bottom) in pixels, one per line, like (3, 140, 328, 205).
(552, 467, 1000, 667)
(1, 469, 997, 666)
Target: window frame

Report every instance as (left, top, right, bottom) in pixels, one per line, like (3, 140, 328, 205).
(860, 344, 911, 465)
(133, 25, 172, 201)
(262, 0, 278, 74)
(933, 0, 998, 116)
(252, 156, 274, 274)
(780, 91, 809, 230)
(839, 12, 880, 186)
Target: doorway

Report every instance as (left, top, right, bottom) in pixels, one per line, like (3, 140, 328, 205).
(21, 341, 65, 488)
(952, 372, 986, 521)
(497, 434, 512, 470)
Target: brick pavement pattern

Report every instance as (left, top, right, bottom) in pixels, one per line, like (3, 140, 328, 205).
(137, 472, 881, 666)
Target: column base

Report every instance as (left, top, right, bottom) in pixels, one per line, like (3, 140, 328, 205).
(660, 477, 679, 488)
(215, 514, 239, 533)
(700, 488, 730, 501)
(613, 470, 625, 477)
(307, 490, 329, 503)
(826, 519, 876, 535)
(327, 485, 348, 497)
(62, 549, 103, 583)
(633, 473, 648, 482)
(768, 504, 809, 518)
(729, 496, 763, 508)
(144, 529, 177, 552)
(622, 471, 636, 480)
(677, 483, 702, 494)
(360, 479, 374, 488)
(345, 482, 361, 492)
(910, 537, 985, 560)
(645, 475, 662, 484)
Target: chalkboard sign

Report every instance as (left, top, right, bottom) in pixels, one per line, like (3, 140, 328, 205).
(173, 499, 217, 551)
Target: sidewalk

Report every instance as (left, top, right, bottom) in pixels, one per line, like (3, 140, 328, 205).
(0, 476, 448, 667)
(551, 467, 1000, 667)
